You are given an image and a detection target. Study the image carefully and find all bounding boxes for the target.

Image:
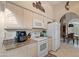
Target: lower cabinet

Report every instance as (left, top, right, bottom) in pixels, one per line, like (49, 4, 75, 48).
(5, 43, 37, 57)
(27, 43, 38, 57)
(48, 38, 52, 51)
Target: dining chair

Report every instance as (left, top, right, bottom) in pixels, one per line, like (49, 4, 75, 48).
(67, 33, 74, 45)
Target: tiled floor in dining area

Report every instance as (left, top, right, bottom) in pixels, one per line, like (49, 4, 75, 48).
(63, 38, 79, 48)
(49, 38, 79, 57)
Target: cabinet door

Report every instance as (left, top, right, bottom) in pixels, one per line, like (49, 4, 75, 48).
(5, 3, 24, 28)
(33, 13, 42, 21)
(47, 18, 52, 23)
(48, 38, 52, 51)
(33, 13, 44, 28)
(28, 43, 38, 57)
(5, 43, 37, 57)
(43, 17, 48, 29)
(5, 45, 29, 57)
(24, 9, 33, 29)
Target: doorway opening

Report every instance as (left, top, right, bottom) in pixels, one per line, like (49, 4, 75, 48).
(60, 12, 79, 43)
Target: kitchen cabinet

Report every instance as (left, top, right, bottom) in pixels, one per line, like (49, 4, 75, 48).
(47, 18, 52, 23)
(32, 13, 44, 28)
(24, 9, 33, 29)
(27, 43, 37, 57)
(33, 13, 43, 22)
(43, 17, 48, 29)
(5, 3, 24, 29)
(48, 37, 52, 51)
(5, 43, 37, 57)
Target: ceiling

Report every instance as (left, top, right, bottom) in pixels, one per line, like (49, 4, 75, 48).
(47, 1, 66, 5)
(11, 1, 79, 8)
(47, 1, 79, 6)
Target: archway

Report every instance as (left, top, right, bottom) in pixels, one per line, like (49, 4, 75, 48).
(60, 12, 79, 42)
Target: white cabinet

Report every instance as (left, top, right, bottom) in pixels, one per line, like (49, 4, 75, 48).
(5, 3, 24, 29)
(27, 43, 37, 57)
(43, 17, 48, 29)
(6, 45, 28, 57)
(5, 3, 53, 30)
(5, 43, 37, 57)
(48, 38, 52, 51)
(43, 17, 52, 29)
(32, 13, 44, 28)
(24, 9, 33, 29)
(47, 19, 52, 23)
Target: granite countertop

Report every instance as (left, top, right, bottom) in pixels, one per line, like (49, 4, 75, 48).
(3, 39, 37, 51)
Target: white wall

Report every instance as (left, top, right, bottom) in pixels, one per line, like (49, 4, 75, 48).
(0, 2, 5, 56)
(0, 2, 5, 46)
(4, 29, 43, 40)
(53, 2, 79, 22)
(0, 11, 4, 45)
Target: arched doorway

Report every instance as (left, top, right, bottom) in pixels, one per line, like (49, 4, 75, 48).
(60, 12, 79, 42)
(60, 14, 66, 38)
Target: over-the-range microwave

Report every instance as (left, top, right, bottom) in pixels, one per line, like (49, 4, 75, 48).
(33, 19, 44, 28)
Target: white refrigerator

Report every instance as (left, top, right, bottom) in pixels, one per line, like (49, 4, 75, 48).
(47, 22, 60, 51)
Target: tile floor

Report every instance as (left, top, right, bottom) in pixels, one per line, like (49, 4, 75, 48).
(49, 39, 79, 57)
(45, 53, 57, 57)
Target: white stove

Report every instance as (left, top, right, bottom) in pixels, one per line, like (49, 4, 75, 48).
(34, 37, 47, 41)
(33, 37, 48, 57)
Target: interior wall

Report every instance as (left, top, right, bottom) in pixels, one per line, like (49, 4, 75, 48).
(0, 1, 5, 55)
(53, 2, 79, 22)
(4, 29, 44, 40)
(0, 2, 5, 46)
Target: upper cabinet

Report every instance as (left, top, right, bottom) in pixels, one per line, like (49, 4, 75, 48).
(47, 19, 53, 23)
(5, 3, 24, 29)
(43, 17, 53, 29)
(43, 17, 48, 29)
(24, 9, 33, 29)
(4, 2, 52, 30)
(32, 13, 44, 28)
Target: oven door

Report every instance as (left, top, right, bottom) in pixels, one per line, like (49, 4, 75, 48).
(38, 40, 48, 57)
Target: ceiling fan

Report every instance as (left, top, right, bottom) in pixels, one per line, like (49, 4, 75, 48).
(65, 1, 70, 11)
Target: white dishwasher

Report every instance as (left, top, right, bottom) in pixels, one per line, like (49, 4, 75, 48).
(34, 37, 48, 57)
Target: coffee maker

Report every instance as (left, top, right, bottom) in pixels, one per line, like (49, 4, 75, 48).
(15, 31, 27, 42)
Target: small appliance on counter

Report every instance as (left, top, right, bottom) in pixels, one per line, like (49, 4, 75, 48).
(27, 33, 31, 40)
(15, 31, 27, 42)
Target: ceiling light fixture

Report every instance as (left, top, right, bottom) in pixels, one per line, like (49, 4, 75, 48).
(32, 1, 45, 13)
(65, 1, 70, 11)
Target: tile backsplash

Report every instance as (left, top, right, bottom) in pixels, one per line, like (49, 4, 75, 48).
(4, 29, 44, 40)
(4, 30, 16, 40)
